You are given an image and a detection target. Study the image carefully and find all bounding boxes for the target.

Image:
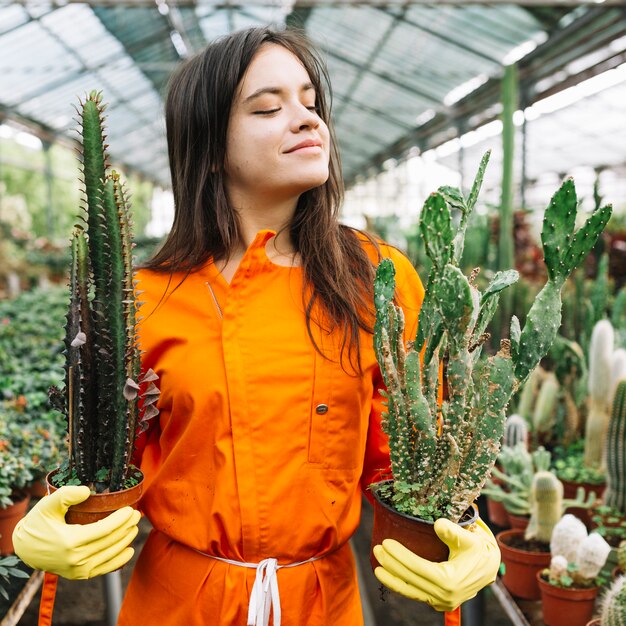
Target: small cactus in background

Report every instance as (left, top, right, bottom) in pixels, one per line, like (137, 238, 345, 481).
(617, 540, 626, 573)
(532, 372, 559, 438)
(374, 150, 612, 521)
(605, 380, 626, 512)
(517, 365, 545, 422)
(548, 514, 611, 587)
(525, 470, 563, 543)
(551, 514, 588, 564)
(585, 319, 616, 468)
(49, 92, 160, 493)
(601, 575, 626, 625)
(503, 414, 528, 449)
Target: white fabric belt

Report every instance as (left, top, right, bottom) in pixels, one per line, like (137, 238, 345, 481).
(194, 550, 325, 626)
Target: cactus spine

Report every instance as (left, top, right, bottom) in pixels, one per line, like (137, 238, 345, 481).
(525, 470, 563, 543)
(605, 380, 626, 512)
(374, 152, 612, 521)
(504, 414, 528, 449)
(585, 319, 615, 468)
(52, 92, 160, 492)
(601, 576, 626, 626)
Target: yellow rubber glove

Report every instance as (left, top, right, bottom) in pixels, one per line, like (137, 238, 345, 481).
(373, 517, 500, 612)
(12, 485, 141, 580)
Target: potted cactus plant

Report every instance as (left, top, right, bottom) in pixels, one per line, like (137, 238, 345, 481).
(537, 514, 611, 626)
(590, 379, 626, 546)
(589, 574, 626, 625)
(369, 150, 612, 573)
(46, 92, 160, 524)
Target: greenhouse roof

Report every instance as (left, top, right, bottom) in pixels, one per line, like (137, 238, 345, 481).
(0, 1, 625, 189)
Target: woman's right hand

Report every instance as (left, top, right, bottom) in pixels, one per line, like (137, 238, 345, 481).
(12, 486, 141, 579)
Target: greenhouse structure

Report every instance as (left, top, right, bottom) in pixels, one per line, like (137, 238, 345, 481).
(1, 1, 626, 626)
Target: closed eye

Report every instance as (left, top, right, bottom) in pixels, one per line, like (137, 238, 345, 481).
(253, 109, 280, 115)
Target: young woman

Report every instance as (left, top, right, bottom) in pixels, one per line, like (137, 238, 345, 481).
(14, 27, 499, 626)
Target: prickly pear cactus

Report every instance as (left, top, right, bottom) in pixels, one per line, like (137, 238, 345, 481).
(374, 151, 612, 521)
(51, 92, 160, 492)
(601, 576, 626, 626)
(605, 380, 626, 512)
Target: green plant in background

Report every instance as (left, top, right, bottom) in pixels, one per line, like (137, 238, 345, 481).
(482, 444, 590, 519)
(48, 91, 159, 493)
(606, 380, 626, 513)
(600, 575, 626, 624)
(0, 555, 29, 601)
(618, 540, 626, 573)
(553, 439, 606, 485)
(373, 149, 612, 522)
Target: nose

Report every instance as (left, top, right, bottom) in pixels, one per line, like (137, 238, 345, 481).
(290, 103, 320, 132)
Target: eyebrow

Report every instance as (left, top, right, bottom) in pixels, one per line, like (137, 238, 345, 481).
(242, 82, 315, 105)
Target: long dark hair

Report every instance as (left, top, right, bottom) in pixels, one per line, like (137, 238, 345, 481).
(143, 26, 378, 372)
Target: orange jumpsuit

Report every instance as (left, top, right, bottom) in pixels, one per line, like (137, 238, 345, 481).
(117, 230, 424, 626)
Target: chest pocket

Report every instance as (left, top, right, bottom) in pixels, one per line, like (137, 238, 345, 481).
(307, 344, 367, 471)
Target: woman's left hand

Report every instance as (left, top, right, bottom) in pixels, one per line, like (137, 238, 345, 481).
(372, 517, 500, 611)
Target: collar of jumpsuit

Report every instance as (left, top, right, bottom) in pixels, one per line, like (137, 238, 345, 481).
(117, 230, 425, 626)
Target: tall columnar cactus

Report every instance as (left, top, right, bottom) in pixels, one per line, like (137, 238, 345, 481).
(532, 373, 559, 437)
(503, 414, 528, 449)
(51, 92, 160, 493)
(374, 151, 612, 521)
(618, 540, 626, 573)
(601, 576, 626, 626)
(525, 470, 563, 543)
(585, 319, 615, 468)
(605, 380, 626, 512)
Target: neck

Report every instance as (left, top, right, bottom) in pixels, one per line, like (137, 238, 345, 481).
(231, 194, 299, 257)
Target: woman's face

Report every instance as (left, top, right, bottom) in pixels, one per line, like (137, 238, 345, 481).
(224, 43, 331, 206)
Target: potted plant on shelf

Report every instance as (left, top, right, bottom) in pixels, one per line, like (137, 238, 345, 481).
(538, 514, 611, 626)
(0, 414, 34, 555)
(369, 150, 612, 573)
(45, 91, 160, 524)
(587, 574, 626, 625)
(483, 414, 529, 528)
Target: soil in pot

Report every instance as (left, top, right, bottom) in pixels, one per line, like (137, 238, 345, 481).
(0, 494, 31, 554)
(496, 529, 551, 600)
(46, 469, 143, 525)
(537, 572, 599, 626)
(369, 480, 478, 570)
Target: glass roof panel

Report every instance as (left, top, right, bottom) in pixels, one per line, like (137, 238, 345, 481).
(0, 20, 83, 107)
(0, 5, 29, 36)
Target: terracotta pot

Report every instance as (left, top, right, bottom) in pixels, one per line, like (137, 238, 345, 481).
(26, 478, 49, 499)
(370, 480, 478, 570)
(507, 512, 530, 531)
(496, 529, 551, 600)
(486, 497, 509, 528)
(537, 572, 599, 626)
(0, 495, 31, 555)
(562, 479, 606, 529)
(46, 469, 143, 525)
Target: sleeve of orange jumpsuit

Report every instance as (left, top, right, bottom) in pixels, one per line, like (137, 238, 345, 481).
(360, 247, 425, 502)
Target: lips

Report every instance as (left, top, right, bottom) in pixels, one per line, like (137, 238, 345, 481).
(285, 139, 322, 153)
